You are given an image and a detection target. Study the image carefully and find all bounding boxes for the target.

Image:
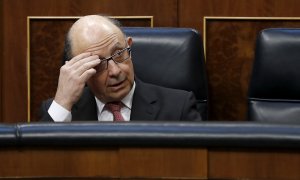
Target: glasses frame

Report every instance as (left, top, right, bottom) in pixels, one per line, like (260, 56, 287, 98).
(99, 46, 132, 70)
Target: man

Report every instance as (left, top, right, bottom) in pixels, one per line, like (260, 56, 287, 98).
(40, 15, 202, 121)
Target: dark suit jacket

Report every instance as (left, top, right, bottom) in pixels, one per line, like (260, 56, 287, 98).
(40, 79, 202, 121)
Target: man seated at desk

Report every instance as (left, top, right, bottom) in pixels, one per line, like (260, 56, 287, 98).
(40, 15, 201, 122)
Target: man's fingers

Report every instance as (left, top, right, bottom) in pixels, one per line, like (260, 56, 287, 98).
(71, 55, 100, 70)
(73, 58, 101, 76)
(62, 55, 100, 76)
(81, 68, 97, 82)
(59, 52, 100, 85)
(67, 52, 92, 66)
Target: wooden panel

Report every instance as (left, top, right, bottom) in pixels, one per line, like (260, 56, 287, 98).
(0, 0, 3, 121)
(120, 148, 207, 178)
(2, 0, 28, 123)
(29, 18, 73, 122)
(28, 17, 152, 122)
(0, 147, 119, 177)
(2, 146, 300, 179)
(1, 0, 177, 123)
(178, 0, 300, 121)
(179, 0, 300, 34)
(0, 147, 207, 179)
(4, 0, 300, 123)
(209, 148, 300, 180)
(204, 18, 300, 120)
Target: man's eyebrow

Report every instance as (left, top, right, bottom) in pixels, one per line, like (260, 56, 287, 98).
(111, 42, 123, 52)
(97, 42, 123, 59)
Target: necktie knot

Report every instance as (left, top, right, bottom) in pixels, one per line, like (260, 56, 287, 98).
(105, 102, 122, 112)
(105, 102, 124, 121)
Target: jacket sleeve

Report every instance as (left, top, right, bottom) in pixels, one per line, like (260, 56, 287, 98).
(181, 92, 202, 121)
(39, 99, 54, 122)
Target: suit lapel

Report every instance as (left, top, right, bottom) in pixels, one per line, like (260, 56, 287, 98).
(71, 80, 159, 121)
(131, 79, 159, 120)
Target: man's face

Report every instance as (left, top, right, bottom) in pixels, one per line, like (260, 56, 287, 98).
(85, 34, 134, 103)
(70, 16, 134, 103)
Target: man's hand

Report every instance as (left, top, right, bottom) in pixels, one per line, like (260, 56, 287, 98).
(54, 52, 100, 111)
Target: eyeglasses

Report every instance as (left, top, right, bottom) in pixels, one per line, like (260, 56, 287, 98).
(95, 46, 131, 72)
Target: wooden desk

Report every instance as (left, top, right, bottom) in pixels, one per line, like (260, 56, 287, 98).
(209, 148, 300, 180)
(0, 147, 207, 179)
(1, 122, 300, 179)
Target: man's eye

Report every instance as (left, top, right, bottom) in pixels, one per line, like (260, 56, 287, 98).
(115, 51, 122, 56)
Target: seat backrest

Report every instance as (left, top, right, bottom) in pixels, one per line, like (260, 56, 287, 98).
(123, 27, 208, 120)
(248, 28, 300, 122)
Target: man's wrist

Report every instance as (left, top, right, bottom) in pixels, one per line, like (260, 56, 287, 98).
(48, 100, 72, 122)
(54, 96, 73, 111)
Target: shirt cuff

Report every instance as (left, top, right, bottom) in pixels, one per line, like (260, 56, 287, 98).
(48, 100, 72, 122)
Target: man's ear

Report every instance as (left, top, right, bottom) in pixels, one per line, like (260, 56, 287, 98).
(127, 37, 133, 46)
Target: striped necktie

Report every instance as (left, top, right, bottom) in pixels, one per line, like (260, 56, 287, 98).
(105, 102, 124, 121)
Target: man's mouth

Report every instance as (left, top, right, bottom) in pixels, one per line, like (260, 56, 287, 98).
(107, 79, 126, 91)
(109, 80, 123, 87)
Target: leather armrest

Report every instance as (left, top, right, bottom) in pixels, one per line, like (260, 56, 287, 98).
(16, 122, 300, 148)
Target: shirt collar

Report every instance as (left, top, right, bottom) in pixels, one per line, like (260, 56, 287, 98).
(95, 81, 136, 112)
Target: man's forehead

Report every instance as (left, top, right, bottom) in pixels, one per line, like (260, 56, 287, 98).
(84, 34, 124, 54)
(71, 16, 120, 36)
(70, 18, 124, 55)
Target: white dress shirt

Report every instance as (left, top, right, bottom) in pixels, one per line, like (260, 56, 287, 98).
(48, 82, 136, 122)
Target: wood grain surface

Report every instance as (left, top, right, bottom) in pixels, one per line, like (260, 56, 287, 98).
(2, 0, 300, 122)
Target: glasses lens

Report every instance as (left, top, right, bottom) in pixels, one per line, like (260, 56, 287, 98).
(112, 48, 130, 63)
(95, 60, 107, 72)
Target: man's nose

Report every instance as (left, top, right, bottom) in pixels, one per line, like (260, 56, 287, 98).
(107, 60, 121, 75)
